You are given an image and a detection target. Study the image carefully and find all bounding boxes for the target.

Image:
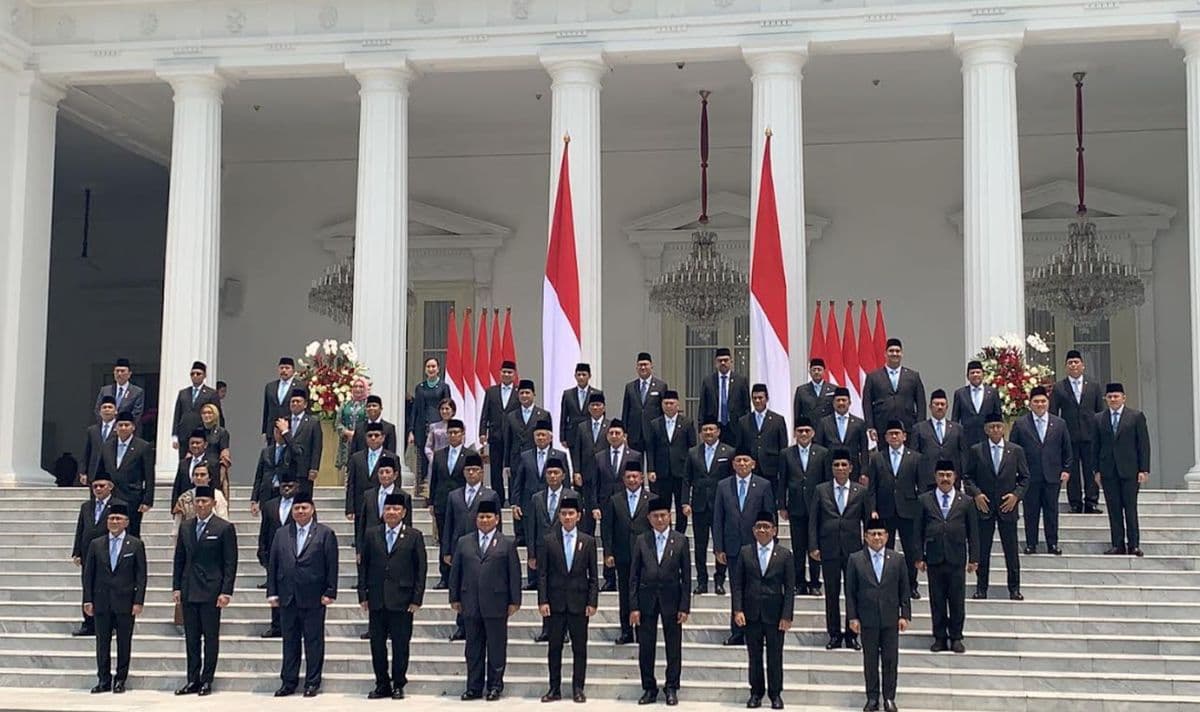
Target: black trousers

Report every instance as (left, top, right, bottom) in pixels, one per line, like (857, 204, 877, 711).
(691, 510, 726, 586)
(1100, 475, 1141, 548)
(726, 549, 743, 635)
(884, 516, 919, 591)
(279, 604, 326, 688)
(94, 611, 134, 684)
(1066, 440, 1099, 508)
(414, 448, 430, 487)
(182, 601, 222, 683)
(744, 620, 784, 697)
(860, 625, 899, 702)
(786, 512, 821, 588)
(1024, 479, 1062, 548)
(926, 562, 966, 641)
(977, 517, 1020, 593)
(368, 608, 414, 689)
(616, 564, 635, 638)
(821, 557, 851, 636)
(487, 439, 506, 502)
(464, 615, 508, 694)
(127, 510, 144, 539)
(649, 476, 688, 533)
(547, 612, 589, 692)
(434, 511, 450, 582)
(637, 601, 682, 691)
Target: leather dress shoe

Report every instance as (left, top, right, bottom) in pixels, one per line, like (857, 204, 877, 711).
(809, 583, 823, 596)
(1085, 505, 1103, 514)
(573, 690, 587, 703)
(541, 689, 562, 702)
(825, 635, 842, 650)
(523, 581, 538, 591)
(770, 695, 784, 709)
(91, 683, 111, 694)
(486, 689, 502, 701)
(972, 589, 988, 599)
(883, 700, 899, 712)
(71, 625, 94, 637)
(601, 580, 617, 592)
(450, 627, 466, 642)
(929, 639, 948, 652)
(723, 634, 745, 646)
(198, 682, 213, 696)
(1104, 546, 1126, 555)
(534, 632, 550, 643)
(261, 628, 281, 638)
(951, 639, 966, 654)
(1069, 505, 1083, 514)
(360, 631, 371, 640)
(638, 690, 658, 705)
(714, 582, 726, 595)
(256, 581, 268, 589)
(1129, 547, 1144, 557)
(368, 686, 392, 699)
(112, 680, 126, 694)
(844, 635, 862, 651)
(1009, 590, 1024, 601)
(274, 686, 296, 697)
(693, 583, 708, 595)
(614, 633, 635, 645)
(863, 700, 880, 712)
(664, 688, 679, 706)
(434, 580, 449, 590)
(1023, 545, 1038, 555)
(176, 682, 201, 695)
(303, 686, 320, 697)
(1048, 546, 1063, 556)
(461, 690, 483, 701)
(392, 687, 406, 699)
(909, 587, 921, 601)
(747, 695, 763, 708)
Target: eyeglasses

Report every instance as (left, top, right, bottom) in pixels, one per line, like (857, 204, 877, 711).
(753, 524, 775, 531)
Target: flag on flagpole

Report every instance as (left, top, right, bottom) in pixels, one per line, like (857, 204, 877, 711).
(824, 304, 845, 390)
(842, 301, 863, 418)
(810, 301, 826, 366)
(475, 308, 492, 402)
(749, 132, 793, 433)
(490, 309, 503, 383)
(543, 138, 583, 444)
(858, 301, 874, 382)
(502, 308, 517, 379)
(873, 300, 888, 370)
(446, 308, 463, 412)
(461, 309, 478, 447)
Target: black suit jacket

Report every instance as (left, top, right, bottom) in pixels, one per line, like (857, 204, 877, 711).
(815, 412, 870, 475)
(479, 383, 521, 463)
(81, 422, 117, 480)
(449, 529, 522, 618)
(914, 488, 979, 567)
(646, 415, 697, 483)
(731, 541, 796, 624)
(908, 419, 969, 491)
(82, 534, 147, 614)
(172, 385, 221, 441)
(511, 446, 569, 510)
(410, 380, 451, 440)
(793, 381, 837, 426)
(963, 440, 1030, 521)
(251, 438, 303, 504)
(698, 371, 750, 427)
(526, 486, 578, 562)
(1009, 413, 1074, 484)
(1051, 378, 1105, 445)
(72, 497, 126, 559)
(441, 485, 502, 560)
(867, 447, 924, 520)
(589, 446, 640, 512)
(356, 486, 414, 546)
(1093, 408, 1151, 480)
(357, 524, 427, 611)
(733, 409, 789, 481)
(572, 418, 610, 493)
(780, 443, 831, 516)
(559, 386, 602, 446)
(429, 446, 473, 513)
(257, 495, 300, 567)
(172, 453, 222, 508)
(349, 419, 399, 458)
(344, 448, 398, 516)
(172, 515, 238, 603)
(846, 547, 911, 628)
(713, 475, 777, 556)
(861, 367, 927, 434)
(537, 528, 599, 615)
(682, 442, 734, 515)
(95, 383, 146, 424)
(261, 378, 307, 436)
(503, 406, 552, 470)
(951, 385, 1003, 447)
(602, 487, 652, 565)
(628, 529, 691, 616)
(808, 480, 873, 559)
(288, 413, 323, 476)
(267, 522, 339, 608)
(97, 437, 155, 508)
(621, 376, 669, 448)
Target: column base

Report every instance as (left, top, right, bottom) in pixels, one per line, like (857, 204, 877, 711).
(0, 468, 55, 486)
(1186, 468, 1200, 490)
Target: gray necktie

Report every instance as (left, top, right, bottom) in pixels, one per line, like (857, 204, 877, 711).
(873, 551, 884, 582)
(102, 423, 111, 440)
(386, 528, 396, 553)
(1036, 417, 1046, 442)
(548, 490, 558, 520)
(612, 449, 620, 473)
(109, 537, 120, 571)
(291, 415, 300, 432)
(593, 420, 601, 440)
(935, 420, 944, 443)
(628, 491, 638, 517)
(195, 518, 206, 540)
(889, 370, 899, 391)
(192, 386, 200, 404)
(94, 499, 105, 524)
(641, 380, 648, 404)
(378, 489, 387, 517)
(836, 485, 846, 514)
(1112, 411, 1120, 433)
(466, 486, 476, 508)
(992, 444, 1002, 471)
(941, 492, 951, 518)
(116, 441, 128, 467)
(116, 385, 125, 403)
(296, 526, 308, 555)
(738, 478, 747, 510)
(656, 533, 667, 564)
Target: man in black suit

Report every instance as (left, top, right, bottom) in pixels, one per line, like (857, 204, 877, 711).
(251, 418, 304, 522)
(909, 389, 969, 492)
(779, 417, 829, 596)
(1092, 382, 1152, 556)
(1051, 350, 1105, 514)
(629, 497, 691, 706)
(80, 396, 119, 484)
(646, 390, 696, 534)
(699, 347, 750, 444)
(479, 359, 520, 500)
(866, 420, 923, 599)
(503, 380, 551, 475)
(589, 420, 640, 552)
(602, 460, 652, 644)
(257, 472, 301, 638)
(409, 357, 452, 488)
(429, 421, 471, 587)
(846, 519, 911, 712)
(349, 396, 399, 456)
(346, 421, 397, 523)
(355, 456, 414, 546)
(1010, 386, 1073, 555)
(449, 499, 522, 701)
(511, 418, 568, 588)
(559, 363, 601, 451)
(82, 503, 146, 694)
(731, 511, 795, 710)
(526, 457, 578, 641)
(97, 411, 154, 538)
(537, 496, 598, 703)
(262, 357, 303, 444)
(622, 351, 669, 453)
(682, 418, 734, 595)
(94, 358, 146, 424)
(71, 474, 124, 637)
(284, 389, 323, 492)
(733, 384, 789, 500)
(861, 338, 926, 440)
(914, 462, 978, 654)
(267, 491, 339, 697)
(172, 486, 238, 696)
(793, 357, 837, 427)
(172, 429, 221, 507)
(172, 361, 221, 458)
(816, 387, 870, 480)
(952, 360, 1002, 448)
(358, 493, 426, 700)
(441, 454, 501, 642)
(809, 450, 873, 651)
(572, 392, 610, 532)
(714, 447, 777, 645)
(964, 413, 1029, 600)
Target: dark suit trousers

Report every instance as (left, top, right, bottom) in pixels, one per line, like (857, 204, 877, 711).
(368, 608, 414, 689)
(434, 511, 450, 582)
(1067, 440, 1099, 508)
(1024, 479, 1062, 548)
(94, 611, 134, 683)
(821, 557, 850, 636)
(280, 604, 326, 688)
(547, 612, 589, 692)
(977, 517, 1020, 593)
(786, 513, 821, 588)
(744, 620, 784, 697)
(182, 602, 222, 683)
(860, 625, 899, 702)
(637, 601, 682, 691)
(1100, 475, 1141, 548)
(727, 549, 743, 635)
(927, 562, 966, 641)
(464, 615, 508, 693)
(691, 511, 725, 586)
(884, 516, 919, 591)
(617, 564, 635, 637)
(488, 448, 506, 502)
(127, 510, 144, 539)
(649, 476, 688, 533)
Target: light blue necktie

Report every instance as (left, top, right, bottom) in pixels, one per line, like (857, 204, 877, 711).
(837, 415, 847, 442)
(116, 385, 125, 403)
(195, 518, 206, 540)
(628, 491, 638, 517)
(738, 478, 748, 511)
(640, 380, 648, 404)
(592, 420, 601, 441)
(888, 370, 899, 391)
(656, 533, 667, 563)
(1112, 411, 1120, 433)
(94, 499, 104, 524)
(756, 412, 765, 432)
(891, 449, 900, 473)
(280, 499, 291, 524)
(872, 550, 884, 582)
(291, 414, 300, 433)
(448, 448, 458, 473)
(565, 531, 575, 569)
(719, 375, 729, 423)
(296, 526, 308, 556)
(537, 450, 546, 473)
(275, 445, 283, 465)
(369, 450, 378, 472)
(523, 409, 531, 425)
(941, 492, 951, 518)
(579, 389, 587, 410)
(378, 488, 388, 517)
(278, 381, 288, 404)
(705, 446, 715, 470)
(548, 490, 558, 520)
(799, 447, 809, 470)
(386, 528, 396, 553)
(1036, 417, 1046, 443)
(992, 444, 1002, 471)
(759, 545, 770, 575)
(466, 486, 477, 508)
(935, 420, 944, 443)
(972, 387, 983, 412)
(102, 422, 112, 440)
(109, 536, 120, 571)
(836, 485, 846, 514)
(117, 441, 128, 467)
(192, 386, 200, 404)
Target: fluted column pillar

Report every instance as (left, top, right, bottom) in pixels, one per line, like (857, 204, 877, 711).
(1179, 30, 1200, 488)
(0, 68, 64, 485)
(956, 32, 1025, 356)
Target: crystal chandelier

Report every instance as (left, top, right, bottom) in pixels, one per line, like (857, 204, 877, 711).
(307, 254, 354, 325)
(648, 90, 748, 329)
(1025, 72, 1144, 325)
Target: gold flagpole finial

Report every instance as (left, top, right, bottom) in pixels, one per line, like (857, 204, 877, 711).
(563, 133, 571, 144)
(764, 127, 773, 138)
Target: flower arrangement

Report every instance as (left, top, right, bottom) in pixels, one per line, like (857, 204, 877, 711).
(974, 333, 1055, 419)
(296, 340, 368, 421)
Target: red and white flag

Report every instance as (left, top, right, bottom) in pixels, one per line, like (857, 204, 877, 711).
(490, 310, 503, 384)
(842, 301, 864, 418)
(475, 309, 492, 423)
(460, 309, 478, 447)
(502, 309, 517, 379)
(445, 308, 463, 413)
(825, 306, 845, 390)
(857, 301, 874, 382)
(810, 301, 826, 366)
(873, 300, 888, 371)
(749, 133, 793, 432)
(543, 139, 583, 442)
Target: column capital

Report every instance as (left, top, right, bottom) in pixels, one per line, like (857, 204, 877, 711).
(156, 62, 230, 97)
(742, 45, 809, 77)
(540, 50, 607, 87)
(1175, 22, 1200, 57)
(954, 28, 1024, 65)
(346, 53, 415, 90)
(16, 72, 66, 106)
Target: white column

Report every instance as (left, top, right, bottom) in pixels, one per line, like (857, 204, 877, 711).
(956, 33, 1025, 356)
(745, 46, 807, 418)
(1179, 31, 1200, 488)
(153, 66, 226, 479)
(542, 51, 606, 386)
(0, 69, 64, 485)
(347, 57, 412, 440)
